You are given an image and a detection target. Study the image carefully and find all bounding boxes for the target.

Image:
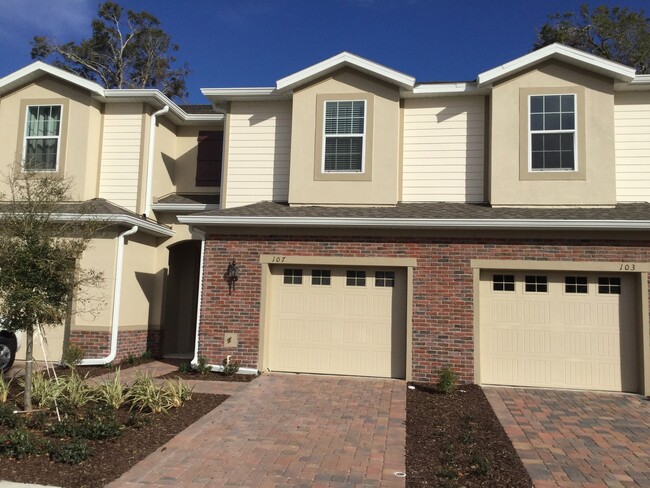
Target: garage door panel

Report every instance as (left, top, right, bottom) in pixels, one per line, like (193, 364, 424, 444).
(480, 271, 638, 392)
(270, 266, 406, 378)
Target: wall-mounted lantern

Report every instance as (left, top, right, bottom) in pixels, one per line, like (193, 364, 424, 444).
(224, 260, 239, 294)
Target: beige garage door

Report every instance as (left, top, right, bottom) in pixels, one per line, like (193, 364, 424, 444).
(269, 266, 406, 378)
(480, 271, 638, 392)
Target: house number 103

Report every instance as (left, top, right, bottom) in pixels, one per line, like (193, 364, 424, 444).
(619, 263, 636, 271)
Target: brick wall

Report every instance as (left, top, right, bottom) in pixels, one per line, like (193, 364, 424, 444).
(70, 329, 161, 363)
(199, 234, 650, 383)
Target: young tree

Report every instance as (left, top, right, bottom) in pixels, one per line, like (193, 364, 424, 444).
(0, 173, 103, 410)
(534, 4, 650, 74)
(30, 1, 189, 100)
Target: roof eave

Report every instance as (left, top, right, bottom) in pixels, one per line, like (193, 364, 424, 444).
(177, 216, 650, 231)
(53, 213, 174, 237)
(0, 61, 105, 97)
(152, 203, 220, 212)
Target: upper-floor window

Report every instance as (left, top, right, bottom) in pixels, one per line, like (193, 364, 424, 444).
(322, 100, 365, 173)
(23, 105, 62, 171)
(529, 94, 576, 172)
(196, 130, 223, 187)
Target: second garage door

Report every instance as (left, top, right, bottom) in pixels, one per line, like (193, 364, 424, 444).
(268, 266, 406, 378)
(480, 271, 638, 392)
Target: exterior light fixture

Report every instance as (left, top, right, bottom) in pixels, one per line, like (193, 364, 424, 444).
(225, 260, 239, 294)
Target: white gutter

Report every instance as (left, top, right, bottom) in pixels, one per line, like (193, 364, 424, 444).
(178, 216, 650, 231)
(80, 225, 138, 366)
(151, 203, 219, 212)
(188, 227, 258, 376)
(144, 105, 169, 217)
(50, 213, 174, 237)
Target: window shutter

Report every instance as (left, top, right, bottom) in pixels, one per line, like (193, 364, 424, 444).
(196, 131, 223, 186)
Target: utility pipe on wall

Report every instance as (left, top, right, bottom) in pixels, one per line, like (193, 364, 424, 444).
(80, 225, 139, 366)
(144, 105, 169, 217)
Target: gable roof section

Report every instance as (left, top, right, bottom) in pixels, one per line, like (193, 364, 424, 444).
(477, 43, 636, 86)
(276, 51, 416, 91)
(0, 61, 105, 98)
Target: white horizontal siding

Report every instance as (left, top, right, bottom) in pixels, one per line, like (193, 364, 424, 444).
(615, 93, 650, 202)
(402, 96, 485, 202)
(225, 101, 291, 208)
(98, 105, 143, 211)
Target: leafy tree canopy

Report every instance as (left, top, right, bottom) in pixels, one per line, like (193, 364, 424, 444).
(31, 1, 189, 100)
(534, 4, 650, 74)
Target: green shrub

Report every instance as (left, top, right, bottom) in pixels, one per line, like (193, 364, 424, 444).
(95, 368, 127, 409)
(59, 371, 95, 408)
(48, 440, 90, 464)
(436, 366, 457, 395)
(221, 358, 240, 376)
(196, 355, 211, 375)
(23, 371, 61, 409)
(471, 452, 491, 475)
(61, 343, 85, 369)
(25, 411, 48, 430)
(0, 403, 21, 428)
(128, 372, 170, 413)
(140, 350, 153, 361)
(125, 412, 150, 429)
(177, 362, 191, 374)
(163, 378, 193, 408)
(0, 375, 12, 403)
(0, 429, 41, 459)
(122, 353, 138, 366)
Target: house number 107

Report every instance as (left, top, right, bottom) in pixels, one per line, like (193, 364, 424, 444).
(271, 256, 286, 263)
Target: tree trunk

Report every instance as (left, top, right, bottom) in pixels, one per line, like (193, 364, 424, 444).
(23, 328, 33, 411)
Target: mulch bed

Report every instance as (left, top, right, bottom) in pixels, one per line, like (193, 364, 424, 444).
(0, 393, 228, 488)
(406, 383, 532, 487)
(159, 370, 258, 382)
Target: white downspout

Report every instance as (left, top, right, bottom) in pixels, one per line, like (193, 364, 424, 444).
(80, 225, 139, 366)
(190, 226, 205, 368)
(189, 226, 257, 375)
(144, 105, 169, 217)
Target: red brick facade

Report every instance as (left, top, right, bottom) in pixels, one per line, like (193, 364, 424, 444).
(199, 233, 650, 383)
(70, 329, 161, 363)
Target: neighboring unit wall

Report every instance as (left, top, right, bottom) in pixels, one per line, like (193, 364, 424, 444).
(402, 96, 485, 202)
(223, 101, 291, 208)
(490, 61, 617, 206)
(615, 91, 650, 202)
(98, 103, 144, 212)
(0, 76, 103, 201)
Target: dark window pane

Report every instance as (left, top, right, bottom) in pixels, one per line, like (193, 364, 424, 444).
(531, 134, 544, 151)
(530, 96, 544, 113)
(561, 95, 574, 112)
(545, 95, 560, 112)
(545, 113, 561, 130)
(561, 113, 575, 130)
(545, 151, 561, 168)
(561, 151, 575, 169)
(545, 133, 560, 151)
(561, 133, 574, 150)
(531, 151, 544, 169)
(531, 114, 544, 131)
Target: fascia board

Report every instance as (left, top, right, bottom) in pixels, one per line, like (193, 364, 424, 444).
(52, 213, 174, 236)
(178, 215, 650, 231)
(404, 82, 486, 98)
(102, 90, 223, 123)
(0, 61, 105, 97)
(477, 43, 636, 86)
(152, 204, 220, 212)
(615, 75, 650, 91)
(201, 87, 288, 101)
(276, 52, 416, 91)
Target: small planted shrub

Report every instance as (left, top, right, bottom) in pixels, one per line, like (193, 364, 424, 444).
(0, 375, 12, 403)
(122, 353, 138, 366)
(0, 403, 20, 429)
(163, 378, 193, 408)
(196, 355, 211, 375)
(60, 371, 95, 408)
(140, 350, 153, 361)
(128, 372, 170, 413)
(221, 357, 240, 376)
(436, 366, 458, 395)
(125, 412, 151, 429)
(177, 362, 191, 374)
(96, 368, 127, 409)
(48, 440, 90, 464)
(24, 371, 61, 409)
(0, 429, 41, 459)
(25, 411, 48, 430)
(61, 343, 85, 369)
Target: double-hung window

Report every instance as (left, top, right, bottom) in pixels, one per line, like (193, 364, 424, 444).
(323, 100, 365, 172)
(23, 105, 62, 171)
(529, 94, 576, 172)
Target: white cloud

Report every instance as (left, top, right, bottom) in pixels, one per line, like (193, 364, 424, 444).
(0, 0, 94, 46)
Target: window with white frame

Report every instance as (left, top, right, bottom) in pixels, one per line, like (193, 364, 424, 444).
(529, 94, 576, 172)
(23, 105, 62, 171)
(323, 100, 365, 172)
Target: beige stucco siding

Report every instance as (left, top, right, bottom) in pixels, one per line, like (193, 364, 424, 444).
(119, 233, 159, 329)
(98, 103, 144, 211)
(490, 61, 616, 206)
(615, 91, 650, 202)
(224, 101, 291, 208)
(402, 96, 485, 202)
(0, 76, 103, 201)
(148, 115, 177, 214)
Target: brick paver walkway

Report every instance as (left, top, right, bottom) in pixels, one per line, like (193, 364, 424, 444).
(484, 387, 650, 488)
(109, 373, 406, 488)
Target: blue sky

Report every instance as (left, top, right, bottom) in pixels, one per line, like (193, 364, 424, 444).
(1, 1, 649, 103)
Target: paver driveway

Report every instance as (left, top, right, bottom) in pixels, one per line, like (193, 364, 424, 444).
(110, 373, 406, 488)
(484, 387, 650, 488)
